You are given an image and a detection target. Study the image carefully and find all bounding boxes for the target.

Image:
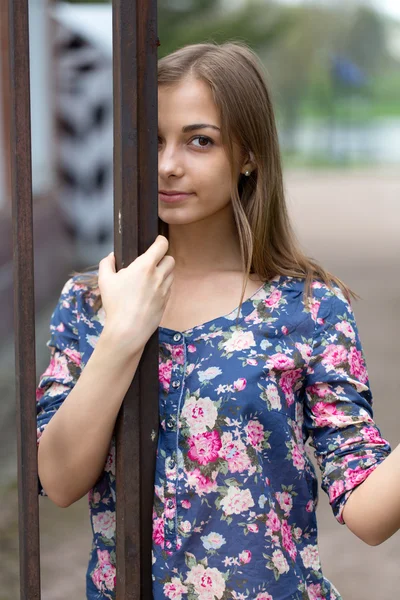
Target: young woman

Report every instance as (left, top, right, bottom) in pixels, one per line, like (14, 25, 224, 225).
(36, 42, 396, 600)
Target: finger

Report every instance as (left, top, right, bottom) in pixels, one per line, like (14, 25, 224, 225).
(99, 252, 116, 277)
(145, 236, 169, 266)
(163, 270, 174, 291)
(157, 254, 175, 277)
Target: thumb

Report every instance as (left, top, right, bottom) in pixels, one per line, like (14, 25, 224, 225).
(99, 252, 116, 277)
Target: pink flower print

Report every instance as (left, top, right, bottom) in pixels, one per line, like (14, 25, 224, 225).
(246, 358, 258, 366)
(307, 583, 324, 600)
(92, 510, 116, 540)
(247, 523, 259, 533)
(295, 342, 312, 362)
(255, 593, 273, 600)
(307, 383, 332, 399)
(64, 347, 81, 366)
(265, 288, 282, 310)
(245, 307, 261, 324)
(266, 509, 281, 532)
(311, 402, 348, 427)
(223, 330, 257, 353)
(244, 420, 265, 451)
(239, 550, 252, 564)
(348, 346, 368, 384)
(265, 383, 282, 410)
(56, 322, 65, 332)
(335, 320, 356, 341)
(184, 564, 226, 600)
(344, 465, 372, 488)
(91, 549, 116, 592)
(159, 359, 172, 391)
(104, 444, 115, 474)
(279, 369, 303, 395)
(361, 426, 387, 445)
(186, 363, 195, 376)
(171, 345, 185, 364)
(186, 468, 218, 496)
(187, 344, 196, 353)
(281, 326, 288, 335)
(40, 353, 72, 382)
(321, 344, 348, 368)
(234, 377, 247, 391)
(328, 479, 345, 502)
(306, 500, 314, 512)
(300, 544, 320, 571)
(187, 430, 222, 466)
(220, 486, 255, 516)
(181, 396, 218, 435)
(309, 298, 320, 323)
(164, 577, 188, 599)
(152, 516, 165, 548)
(281, 520, 297, 561)
(181, 499, 191, 509)
(292, 444, 305, 471)
(271, 549, 289, 575)
(266, 353, 296, 371)
(180, 520, 191, 533)
(293, 527, 302, 540)
(219, 432, 251, 473)
(275, 492, 293, 516)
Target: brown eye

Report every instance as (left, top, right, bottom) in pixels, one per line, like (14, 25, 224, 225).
(191, 135, 213, 148)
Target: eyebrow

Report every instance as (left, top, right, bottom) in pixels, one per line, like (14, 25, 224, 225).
(181, 123, 221, 133)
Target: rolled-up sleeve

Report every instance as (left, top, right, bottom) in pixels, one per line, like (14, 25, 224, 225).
(36, 277, 82, 495)
(303, 285, 391, 524)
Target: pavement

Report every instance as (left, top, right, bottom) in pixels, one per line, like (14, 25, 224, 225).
(0, 166, 399, 599)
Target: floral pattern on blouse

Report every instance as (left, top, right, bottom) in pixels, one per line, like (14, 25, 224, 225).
(36, 273, 391, 600)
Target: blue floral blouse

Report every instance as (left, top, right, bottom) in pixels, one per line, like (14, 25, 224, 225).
(36, 273, 391, 600)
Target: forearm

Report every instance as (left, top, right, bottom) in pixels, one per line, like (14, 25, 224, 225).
(342, 443, 400, 546)
(38, 328, 145, 507)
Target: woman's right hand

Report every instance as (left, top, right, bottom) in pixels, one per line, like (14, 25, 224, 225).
(98, 235, 175, 353)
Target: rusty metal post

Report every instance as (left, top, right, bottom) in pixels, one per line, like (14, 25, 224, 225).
(9, 0, 42, 598)
(112, 0, 159, 597)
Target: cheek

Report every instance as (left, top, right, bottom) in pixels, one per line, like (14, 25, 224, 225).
(195, 159, 233, 202)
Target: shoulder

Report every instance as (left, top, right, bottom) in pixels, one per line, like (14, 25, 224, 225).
(278, 275, 353, 321)
(57, 270, 100, 317)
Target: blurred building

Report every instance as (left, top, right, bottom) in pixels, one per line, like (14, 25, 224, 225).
(0, 1, 114, 339)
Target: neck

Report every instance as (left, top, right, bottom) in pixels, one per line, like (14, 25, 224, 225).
(165, 204, 243, 276)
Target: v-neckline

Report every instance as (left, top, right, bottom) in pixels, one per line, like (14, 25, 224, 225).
(158, 274, 282, 337)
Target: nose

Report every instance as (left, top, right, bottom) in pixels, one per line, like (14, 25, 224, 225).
(158, 145, 184, 179)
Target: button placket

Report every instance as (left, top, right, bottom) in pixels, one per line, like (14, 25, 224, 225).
(163, 332, 187, 552)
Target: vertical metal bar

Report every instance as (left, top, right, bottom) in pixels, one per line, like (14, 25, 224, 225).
(8, 0, 41, 598)
(112, 0, 159, 597)
(1, 0, 12, 202)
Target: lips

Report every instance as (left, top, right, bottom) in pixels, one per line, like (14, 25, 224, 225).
(159, 191, 193, 203)
(159, 191, 190, 195)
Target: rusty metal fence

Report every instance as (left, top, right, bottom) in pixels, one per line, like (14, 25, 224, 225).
(9, 0, 159, 597)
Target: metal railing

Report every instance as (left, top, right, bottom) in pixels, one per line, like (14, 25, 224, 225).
(10, 0, 158, 597)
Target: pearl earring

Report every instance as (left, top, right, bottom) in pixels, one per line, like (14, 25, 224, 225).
(245, 170, 251, 176)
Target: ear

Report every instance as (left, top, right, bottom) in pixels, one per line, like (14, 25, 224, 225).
(241, 151, 256, 176)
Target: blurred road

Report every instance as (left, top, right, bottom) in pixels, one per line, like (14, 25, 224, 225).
(0, 167, 399, 599)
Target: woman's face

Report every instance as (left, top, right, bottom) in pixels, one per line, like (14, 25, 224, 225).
(158, 77, 243, 225)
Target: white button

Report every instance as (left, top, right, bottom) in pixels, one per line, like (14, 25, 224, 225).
(173, 333, 181, 342)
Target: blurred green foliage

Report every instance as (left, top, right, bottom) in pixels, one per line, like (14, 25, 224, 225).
(63, 0, 400, 164)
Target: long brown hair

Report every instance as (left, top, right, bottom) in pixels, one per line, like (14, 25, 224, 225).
(72, 41, 358, 315)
